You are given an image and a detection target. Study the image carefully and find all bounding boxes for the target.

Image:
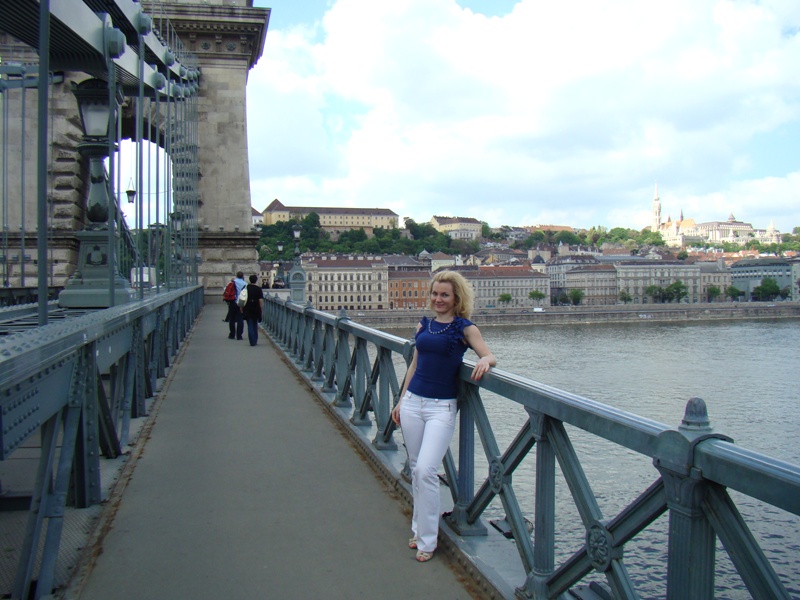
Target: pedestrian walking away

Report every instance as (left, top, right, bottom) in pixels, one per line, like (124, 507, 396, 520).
(241, 274, 265, 346)
(390, 270, 496, 563)
(228, 271, 247, 340)
(222, 277, 236, 322)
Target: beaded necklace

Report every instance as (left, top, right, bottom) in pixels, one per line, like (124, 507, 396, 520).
(428, 318, 454, 335)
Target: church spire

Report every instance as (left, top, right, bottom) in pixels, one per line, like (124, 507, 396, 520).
(651, 182, 661, 232)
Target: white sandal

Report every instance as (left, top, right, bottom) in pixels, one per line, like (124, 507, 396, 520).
(408, 537, 418, 549)
(416, 550, 434, 562)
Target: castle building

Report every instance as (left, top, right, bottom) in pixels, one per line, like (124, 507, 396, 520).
(261, 199, 398, 238)
(649, 186, 781, 247)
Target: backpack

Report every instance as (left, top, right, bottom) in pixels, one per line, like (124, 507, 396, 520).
(223, 280, 237, 302)
(237, 285, 248, 308)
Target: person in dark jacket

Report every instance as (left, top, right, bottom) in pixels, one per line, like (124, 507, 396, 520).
(241, 274, 265, 346)
(228, 272, 247, 340)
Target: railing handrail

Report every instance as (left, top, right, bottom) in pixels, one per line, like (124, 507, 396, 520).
(262, 295, 799, 599)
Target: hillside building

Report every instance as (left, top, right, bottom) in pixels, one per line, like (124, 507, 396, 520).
(430, 216, 482, 240)
(261, 199, 398, 238)
(649, 186, 781, 248)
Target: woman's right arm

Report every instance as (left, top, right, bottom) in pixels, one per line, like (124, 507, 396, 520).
(392, 348, 418, 425)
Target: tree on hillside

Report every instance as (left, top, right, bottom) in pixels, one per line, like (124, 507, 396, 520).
(338, 228, 369, 245)
(554, 231, 581, 246)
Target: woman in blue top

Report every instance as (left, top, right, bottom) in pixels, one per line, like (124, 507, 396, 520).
(391, 270, 496, 562)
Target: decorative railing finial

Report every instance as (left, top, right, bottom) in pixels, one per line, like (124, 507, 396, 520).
(680, 397, 711, 431)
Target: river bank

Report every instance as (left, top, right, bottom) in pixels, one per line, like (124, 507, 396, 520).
(348, 301, 800, 329)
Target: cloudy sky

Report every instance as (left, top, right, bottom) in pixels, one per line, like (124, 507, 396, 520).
(245, 0, 799, 234)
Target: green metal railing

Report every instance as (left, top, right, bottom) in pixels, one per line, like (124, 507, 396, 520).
(263, 295, 800, 599)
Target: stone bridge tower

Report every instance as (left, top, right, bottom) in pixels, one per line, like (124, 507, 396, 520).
(160, 0, 270, 295)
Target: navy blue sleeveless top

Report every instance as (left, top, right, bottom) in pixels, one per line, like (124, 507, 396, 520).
(407, 315, 473, 399)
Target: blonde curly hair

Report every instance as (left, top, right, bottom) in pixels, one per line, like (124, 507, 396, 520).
(429, 270, 474, 319)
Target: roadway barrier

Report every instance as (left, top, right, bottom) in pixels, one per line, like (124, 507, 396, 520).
(262, 295, 800, 599)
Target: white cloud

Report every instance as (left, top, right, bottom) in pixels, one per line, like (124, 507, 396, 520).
(247, 0, 800, 234)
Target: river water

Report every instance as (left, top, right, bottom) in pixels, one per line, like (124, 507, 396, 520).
(393, 318, 800, 598)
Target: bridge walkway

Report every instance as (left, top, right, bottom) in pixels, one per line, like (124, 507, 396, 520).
(68, 303, 479, 599)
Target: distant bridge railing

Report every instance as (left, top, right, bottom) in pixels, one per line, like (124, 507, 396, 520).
(263, 295, 800, 599)
(0, 287, 203, 600)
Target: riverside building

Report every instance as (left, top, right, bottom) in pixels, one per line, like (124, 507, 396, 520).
(388, 270, 431, 310)
(729, 257, 793, 300)
(463, 266, 550, 310)
(563, 264, 619, 306)
(303, 255, 389, 312)
(614, 261, 702, 304)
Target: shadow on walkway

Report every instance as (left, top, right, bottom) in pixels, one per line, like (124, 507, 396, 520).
(68, 303, 479, 599)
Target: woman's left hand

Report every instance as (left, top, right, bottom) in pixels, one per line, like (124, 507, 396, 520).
(471, 357, 492, 380)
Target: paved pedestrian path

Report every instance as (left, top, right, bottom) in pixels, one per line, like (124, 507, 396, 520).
(67, 303, 479, 599)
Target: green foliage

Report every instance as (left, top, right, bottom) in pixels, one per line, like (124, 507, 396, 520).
(554, 231, 581, 246)
(258, 216, 800, 260)
(707, 285, 721, 302)
(664, 280, 688, 303)
(568, 288, 584, 305)
(260, 216, 463, 259)
(498, 293, 513, 304)
(645, 284, 663, 302)
(528, 289, 546, 302)
(752, 277, 780, 301)
(725, 285, 743, 301)
(618, 290, 632, 304)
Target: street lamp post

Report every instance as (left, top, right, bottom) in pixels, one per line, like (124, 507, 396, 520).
(288, 223, 306, 303)
(148, 222, 166, 289)
(171, 211, 184, 287)
(58, 78, 135, 308)
(273, 241, 285, 287)
(292, 224, 301, 265)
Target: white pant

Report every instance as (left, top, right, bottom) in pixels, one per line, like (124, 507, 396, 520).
(399, 390, 457, 553)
